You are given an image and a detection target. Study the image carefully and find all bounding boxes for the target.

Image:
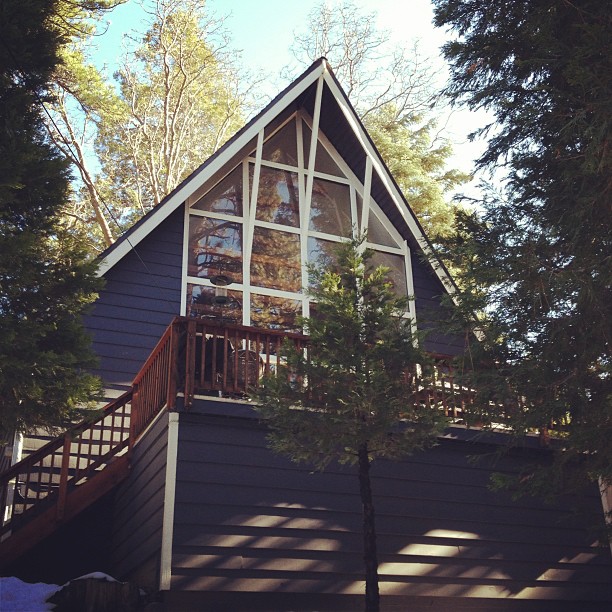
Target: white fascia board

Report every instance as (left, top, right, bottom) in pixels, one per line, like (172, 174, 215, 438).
(97, 63, 327, 278)
(321, 72, 458, 300)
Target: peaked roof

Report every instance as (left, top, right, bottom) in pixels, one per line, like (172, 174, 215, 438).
(97, 58, 456, 295)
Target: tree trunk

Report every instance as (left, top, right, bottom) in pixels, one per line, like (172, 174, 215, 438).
(358, 442, 379, 612)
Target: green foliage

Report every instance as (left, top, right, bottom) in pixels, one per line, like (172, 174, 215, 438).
(254, 236, 445, 469)
(43, 0, 248, 251)
(289, 1, 468, 242)
(0, 0, 102, 436)
(433, 0, 612, 498)
(96, 0, 246, 215)
(364, 105, 469, 239)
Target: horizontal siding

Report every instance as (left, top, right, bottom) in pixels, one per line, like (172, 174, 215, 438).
(411, 254, 465, 356)
(169, 412, 612, 608)
(111, 411, 170, 588)
(85, 208, 184, 391)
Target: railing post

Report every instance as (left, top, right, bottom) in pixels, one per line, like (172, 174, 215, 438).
(56, 432, 72, 521)
(129, 383, 139, 457)
(184, 319, 196, 409)
(167, 321, 179, 410)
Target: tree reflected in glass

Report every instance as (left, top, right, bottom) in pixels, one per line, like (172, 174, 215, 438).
(188, 217, 243, 282)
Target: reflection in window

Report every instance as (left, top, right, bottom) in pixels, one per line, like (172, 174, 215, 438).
(355, 192, 363, 229)
(310, 179, 351, 236)
(251, 294, 301, 332)
(301, 122, 344, 177)
(186, 284, 243, 323)
(191, 166, 242, 215)
(254, 165, 300, 227)
(370, 251, 408, 297)
(188, 217, 242, 283)
(368, 210, 399, 247)
(262, 120, 298, 166)
(307, 236, 339, 280)
(251, 227, 301, 292)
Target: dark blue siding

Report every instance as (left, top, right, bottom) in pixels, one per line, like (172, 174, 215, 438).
(85, 208, 184, 392)
(411, 253, 465, 356)
(111, 411, 170, 589)
(169, 408, 612, 609)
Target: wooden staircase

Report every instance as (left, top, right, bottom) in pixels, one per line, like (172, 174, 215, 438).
(0, 318, 308, 570)
(0, 319, 179, 571)
(0, 316, 472, 571)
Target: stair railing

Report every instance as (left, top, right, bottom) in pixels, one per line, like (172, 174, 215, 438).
(0, 319, 181, 541)
(0, 316, 474, 545)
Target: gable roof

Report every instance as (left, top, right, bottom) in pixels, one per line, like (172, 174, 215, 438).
(97, 58, 456, 296)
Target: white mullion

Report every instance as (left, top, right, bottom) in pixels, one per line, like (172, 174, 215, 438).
(188, 208, 244, 223)
(248, 158, 306, 175)
(250, 285, 303, 300)
(302, 76, 324, 308)
(296, 116, 306, 207)
(247, 130, 264, 251)
(297, 117, 310, 301)
(254, 220, 301, 235)
(180, 201, 191, 316)
(405, 242, 419, 346)
(241, 160, 251, 325)
(303, 75, 324, 232)
(245, 131, 264, 324)
(364, 242, 404, 256)
(361, 156, 372, 236)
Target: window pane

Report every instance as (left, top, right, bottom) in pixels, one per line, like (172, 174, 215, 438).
(309, 179, 352, 236)
(186, 284, 243, 323)
(251, 294, 301, 332)
(254, 165, 300, 227)
(355, 192, 363, 229)
(368, 210, 399, 247)
(302, 122, 344, 177)
(262, 120, 298, 166)
(370, 251, 408, 297)
(188, 217, 243, 283)
(307, 236, 339, 278)
(251, 227, 301, 292)
(191, 166, 242, 215)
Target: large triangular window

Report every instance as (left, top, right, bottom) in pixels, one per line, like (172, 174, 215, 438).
(184, 113, 412, 331)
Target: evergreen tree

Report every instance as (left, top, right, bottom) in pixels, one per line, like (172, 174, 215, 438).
(433, 1, 612, 502)
(363, 104, 468, 239)
(254, 237, 445, 612)
(288, 0, 469, 240)
(96, 0, 248, 220)
(0, 0, 101, 437)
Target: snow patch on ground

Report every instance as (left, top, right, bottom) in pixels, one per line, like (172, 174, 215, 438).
(71, 571, 119, 582)
(0, 573, 126, 610)
(0, 576, 61, 611)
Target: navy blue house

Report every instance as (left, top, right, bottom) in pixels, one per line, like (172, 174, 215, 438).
(1, 59, 611, 611)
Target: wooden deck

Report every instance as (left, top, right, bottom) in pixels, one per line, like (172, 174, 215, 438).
(0, 317, 472, 568)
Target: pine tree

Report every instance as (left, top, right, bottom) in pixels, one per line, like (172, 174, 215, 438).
(254, 237, 445, 612)
(288, 0, 469, 240)
(0, 0, 101, 437)
(433, 0, 612, 501)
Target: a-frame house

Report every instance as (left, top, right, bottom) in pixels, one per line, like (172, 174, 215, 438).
(1, 59, 611, 611)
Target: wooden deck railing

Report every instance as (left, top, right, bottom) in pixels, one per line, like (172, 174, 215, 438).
(180, 318, 308, 406)
(0, 390, 134, 541)
(0, 317, 469, 550)
(0, 321, 183, 544)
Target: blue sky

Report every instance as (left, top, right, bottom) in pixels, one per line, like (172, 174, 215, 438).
(96, 0, 449, 77)
(91, 0, 488, 180)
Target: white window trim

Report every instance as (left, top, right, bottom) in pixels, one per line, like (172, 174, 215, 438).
(182, 102, 418, 326)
